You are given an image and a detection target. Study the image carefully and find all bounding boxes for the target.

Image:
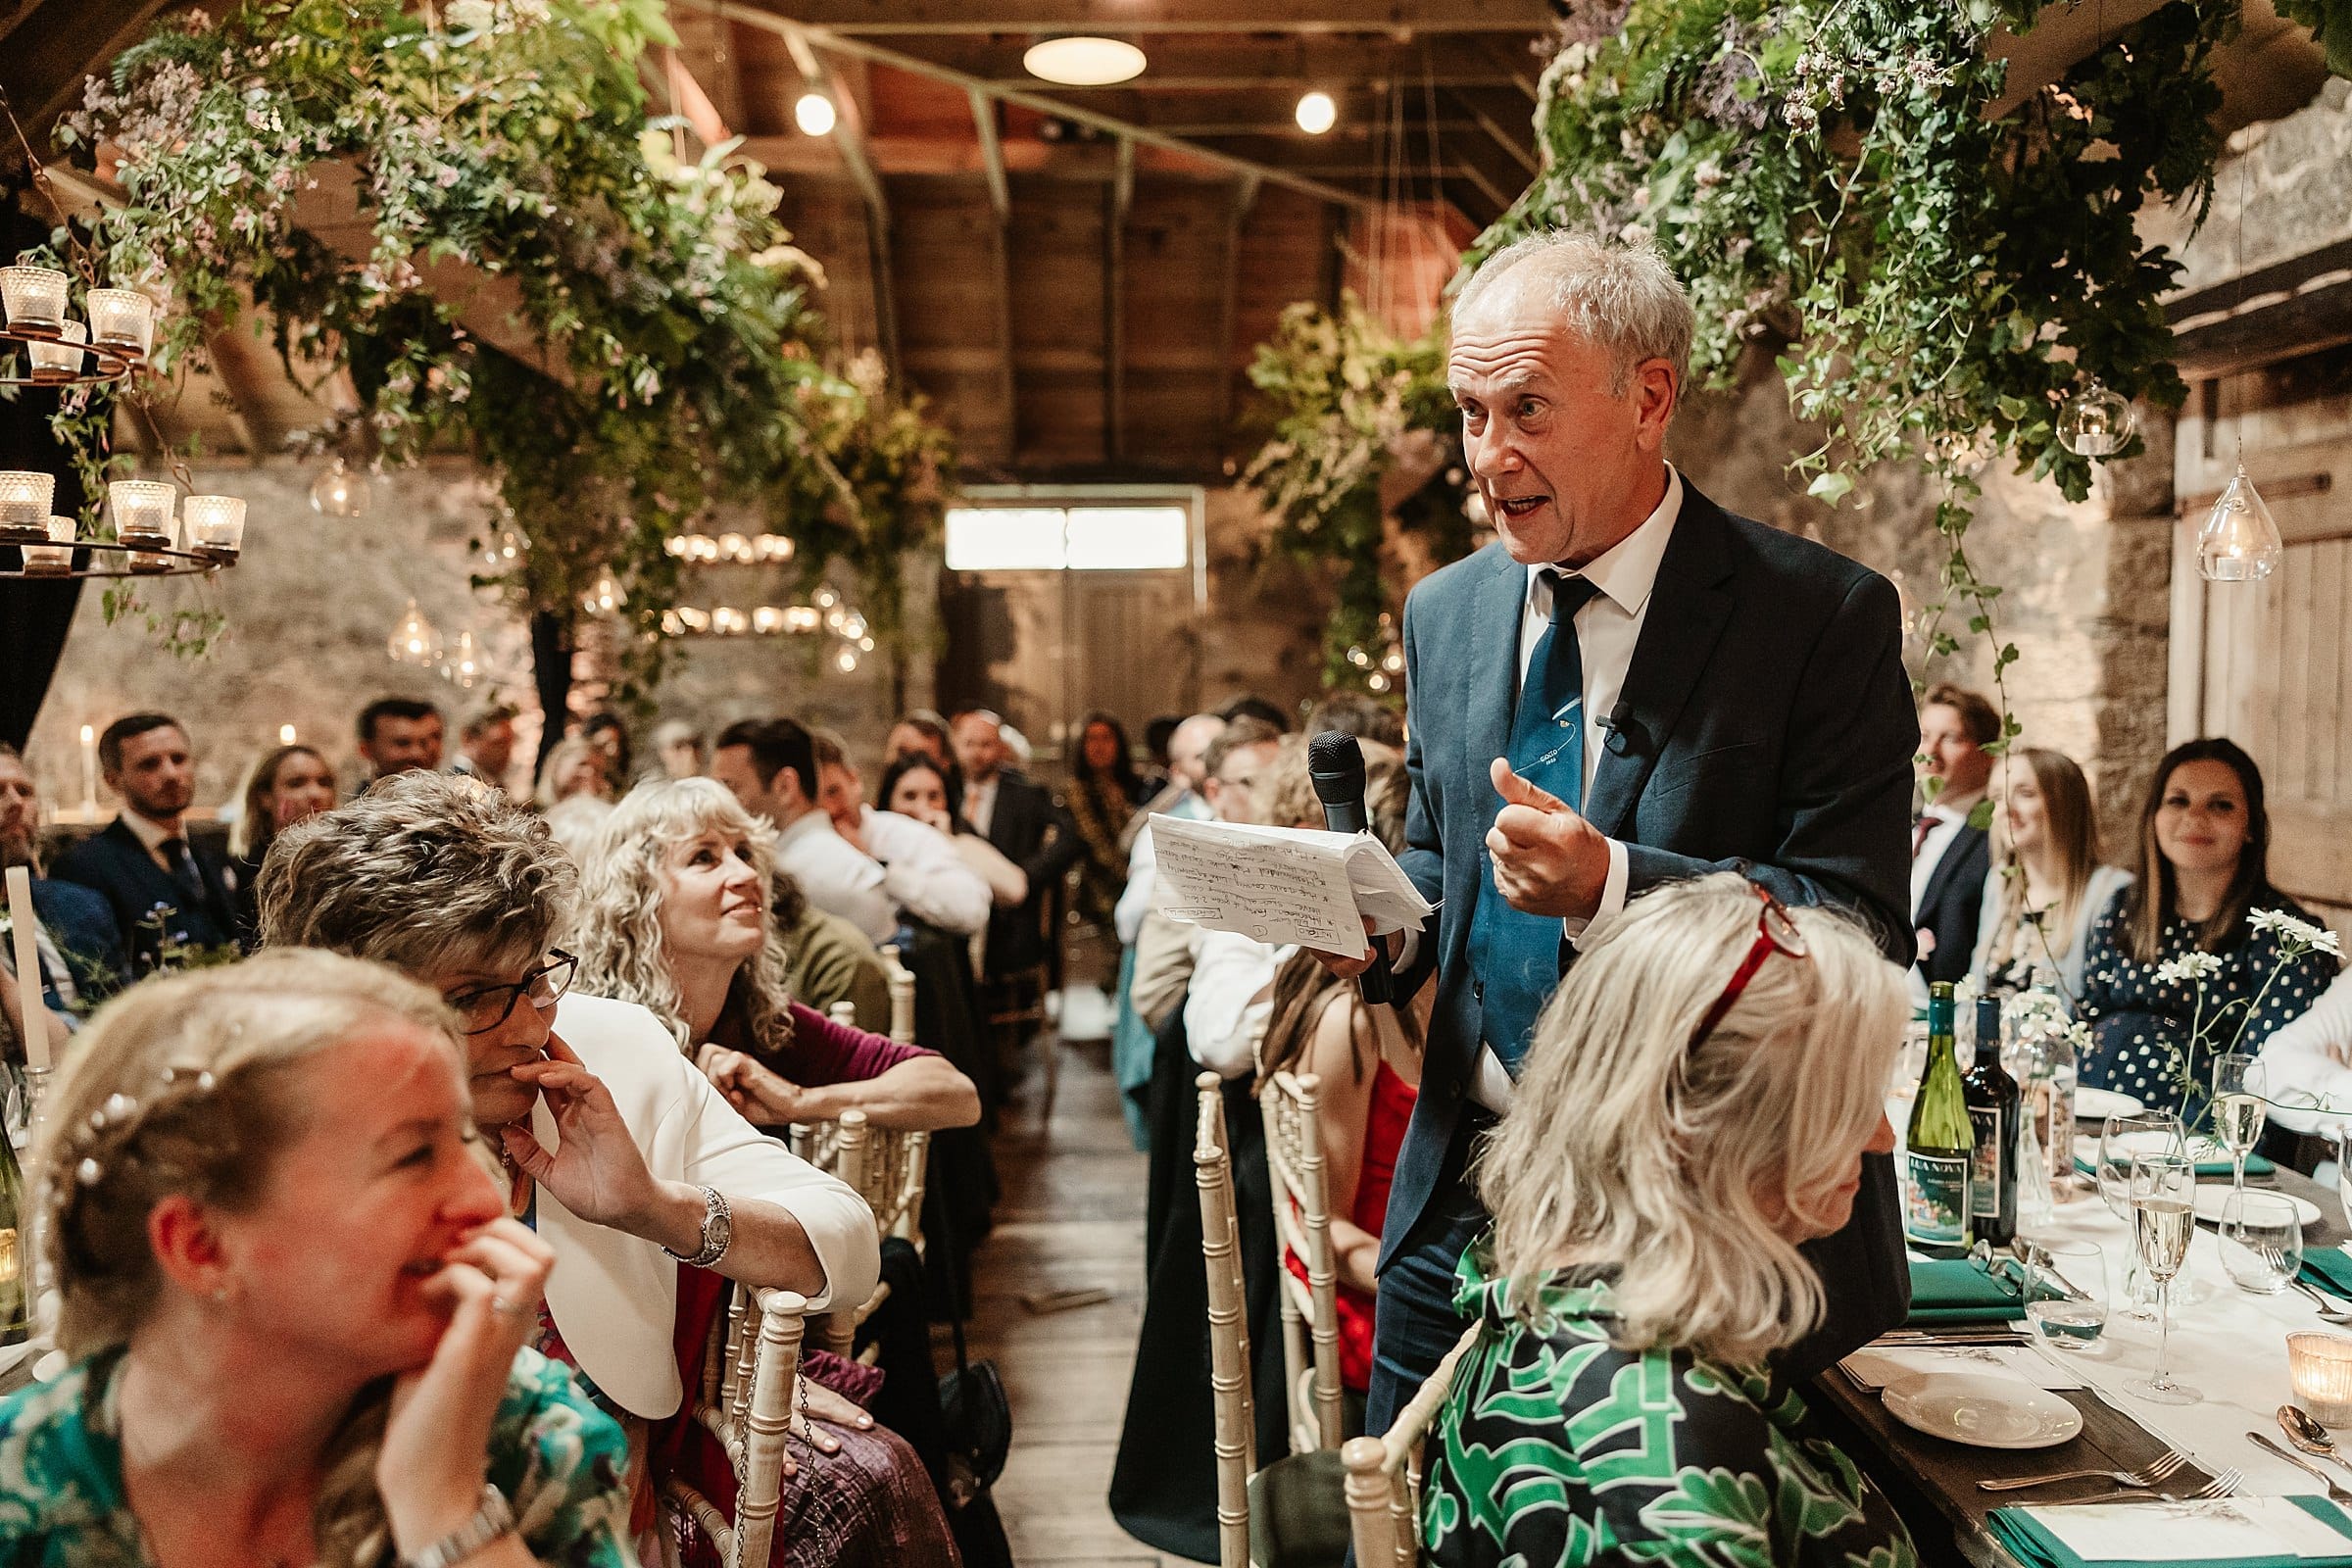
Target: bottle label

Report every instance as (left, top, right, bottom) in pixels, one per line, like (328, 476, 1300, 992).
(1905, 1152, 1971, 1248)
(1969, 1104, 2005, 1221)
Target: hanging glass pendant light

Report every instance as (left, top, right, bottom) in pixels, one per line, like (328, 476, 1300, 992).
(2057, 375, 2134, 457)
(2197, 460, 2283, 582)
(311, 455, 373, 517)
(443, 628, 485, 688)
(580, 566, 625, 616)
(387, 598, 444, 665)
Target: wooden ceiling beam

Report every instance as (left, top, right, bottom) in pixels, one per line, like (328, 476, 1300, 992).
(778, 24, 901, 370)
(1446, 87, 1539, 176)
(669, 3, 748, 130)
(0, 0, 173, 142)
(1107, 134, 1131, 463)
(756, 1, 1550, 33)
(969, 87, 1011, 222)
(967, 88, 1016, 451)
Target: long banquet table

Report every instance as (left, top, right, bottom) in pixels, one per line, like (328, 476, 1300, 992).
(1814, 1157, 2352, 1567)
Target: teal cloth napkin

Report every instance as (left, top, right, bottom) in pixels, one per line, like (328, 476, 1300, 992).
(1988, 1496, 2352, 1568)
(1905, 1257, 2026, 1325)
(2303, 1246, 2352, 1301)
(2075, 1150, 2276, 1179)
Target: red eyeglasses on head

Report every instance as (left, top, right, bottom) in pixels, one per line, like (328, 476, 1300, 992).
(1688, 882, 1811, 1049)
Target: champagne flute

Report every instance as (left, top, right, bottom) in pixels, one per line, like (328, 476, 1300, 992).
(2127, 1152, 2199, 1405)
(2212, 1052, 2265, 1202)
(2101, 1110, 2183, 1318)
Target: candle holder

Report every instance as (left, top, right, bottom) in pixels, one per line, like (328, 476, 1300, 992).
(20, 516, 74, 576)
(24, 321, 85, 383)
(83, 289, 156, 359)
(0, 472, 56, 545)
(0, 267, 68, 336)
(2289, 1332, 2352, 1425)
(182, 495, 247, 563)
(108, 479, 176, 549)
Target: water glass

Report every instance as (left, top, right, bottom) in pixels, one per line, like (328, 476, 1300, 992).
(2021, 1238, 2108, 1351)
(2219, 1190, 2304, 1295)
(2128, 1152, 2199, 1405)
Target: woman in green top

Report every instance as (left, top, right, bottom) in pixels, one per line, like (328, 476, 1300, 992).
(1426, 874, 1916, 1568)
(0, 950, 633, 1567)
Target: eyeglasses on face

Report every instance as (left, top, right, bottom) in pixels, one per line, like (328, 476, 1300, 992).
(446, 950, 577, 1036)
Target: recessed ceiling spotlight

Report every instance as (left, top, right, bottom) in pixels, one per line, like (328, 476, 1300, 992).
(794, 91, 837, 136)
(1295, 90, 1337, 135)
(1023, 36, 1147, 86)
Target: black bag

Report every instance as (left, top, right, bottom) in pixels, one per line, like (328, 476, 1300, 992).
(932, 1199, 1015, 1568)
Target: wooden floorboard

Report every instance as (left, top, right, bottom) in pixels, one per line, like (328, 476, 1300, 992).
(962, 1033, 1196, 1567)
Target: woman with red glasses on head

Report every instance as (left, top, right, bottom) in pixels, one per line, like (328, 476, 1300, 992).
(1422, 873, 1915, 1568)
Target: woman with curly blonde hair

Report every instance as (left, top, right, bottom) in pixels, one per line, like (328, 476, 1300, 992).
(571, 777, 979, 1136)
(0, 949, 632, 1567)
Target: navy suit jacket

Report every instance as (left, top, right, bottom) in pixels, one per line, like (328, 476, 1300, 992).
(49, 818, 239, 971)
(1388, 480, 1918, 1377)
(28, 877, 129, 1006)
(979, 770, 1082, 978)
(1915, 821, 1990, 986)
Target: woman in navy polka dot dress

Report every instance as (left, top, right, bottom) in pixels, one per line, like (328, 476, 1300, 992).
(2078, 738, 2334, 1117)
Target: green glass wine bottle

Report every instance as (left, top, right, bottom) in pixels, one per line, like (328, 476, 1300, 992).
(1905, 982, 1974, 1252)
(0, 1129, 27, 1347)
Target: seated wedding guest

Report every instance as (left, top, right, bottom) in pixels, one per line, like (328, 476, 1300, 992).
(257, 773, 880, 1557)
(652, 718, 706, 781)
(1065, 710, 1149, 934)
(454, 702, 522, 789)
(1250, 747, 1419, 1396)
(877, 752, 1029, 945)
(537, 734, 615, 810)
(1425, 874, 1914, 1568)
(950, 707, 1082, 1013)
(2079, 738, 2335, 1114)
(52, 712, 240, 967)
(0, 949, 632, 1567)
(0, 744, 126, 1012)
(1108, 713, 1223, 1146)
(0, 945, 71, 1064)
(2254, 967, 2352, 1136)
(573, 778, 981, 1135)
(1971, 747, 2132, 1009)
(884, 710, 956, 777)
(355, 695, 445, 783)
(713, 717, 898, 945)
(773, 865, 893, 1028)
(1302, 687, 1405, 758)
(581, 712, 633, 794)
(1130, 716, 1279, 1038)
(1911, 681, 1996, 1005)
(810, 729, 991, 937)
(227, 741, 338, 944)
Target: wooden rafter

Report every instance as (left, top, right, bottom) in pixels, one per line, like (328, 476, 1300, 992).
(758, 1, 1550, 32)
(1107, 135, 1132, 463)
(967, 89, 1016, 444)
(1214, 172, 1259, 440)
(780, 24, 900, 371)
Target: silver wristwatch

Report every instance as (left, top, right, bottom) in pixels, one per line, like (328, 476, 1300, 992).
(403, 1484, 514, 1568)
(663, 1183, 733, 1268)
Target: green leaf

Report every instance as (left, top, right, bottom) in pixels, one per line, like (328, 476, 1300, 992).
(1807, 471, 1856, 505)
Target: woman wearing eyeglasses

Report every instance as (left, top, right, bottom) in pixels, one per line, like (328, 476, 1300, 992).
(1423, 874, 1915, 1568)
(255, 772, 880, 1560)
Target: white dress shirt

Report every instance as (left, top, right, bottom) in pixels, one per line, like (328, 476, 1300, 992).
(773, 809, 898, 945)
(1184, 928, 1292, 1079)
(1116, 787, 1208, 946)
(856, 804, 993, 935)
(962, 774, 1000, 840)
(2252, 964, 2352, 1137)
(1464, 466, 1683, 1112)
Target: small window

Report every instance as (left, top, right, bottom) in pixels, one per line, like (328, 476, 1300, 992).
(945, 508, 1068, 571)
(945, 503, 1191, 572)
(1065, 507, 1189, 570)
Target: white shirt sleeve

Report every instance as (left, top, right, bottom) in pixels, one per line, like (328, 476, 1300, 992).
(1563, 837, 1631, 951)
(1183, 930, 1288, 1080)
(2258, 966, 2352, 1136)
(863, 808, 993, 935)
(1115, 828, 1159, 947)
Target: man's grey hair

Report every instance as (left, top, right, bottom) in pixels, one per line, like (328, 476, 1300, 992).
(1454, 229, 1694, 400)
(256, 770, 576, 979)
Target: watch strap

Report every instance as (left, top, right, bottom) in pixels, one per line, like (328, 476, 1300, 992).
(402, 1483, 514, 1568)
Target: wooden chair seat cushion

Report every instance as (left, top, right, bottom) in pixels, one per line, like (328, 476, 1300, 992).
(1247, 1448, 1351, 1568)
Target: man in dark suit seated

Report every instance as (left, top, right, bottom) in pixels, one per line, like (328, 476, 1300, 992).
(1911, 681, 1996, 1005)
(950, 709, 1083, 1066)
(0, 745, 128, 1016)
(48, 712, 240, 971)
(1311, 230, 1919, 1432)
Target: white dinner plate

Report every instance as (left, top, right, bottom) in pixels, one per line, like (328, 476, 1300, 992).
(1881, 1371, 2084, 1449)
(2074, 1088, 2145, 1121)
(2192, 1184, 2323, 1227)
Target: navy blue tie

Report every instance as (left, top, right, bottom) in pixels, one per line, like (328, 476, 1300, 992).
(1468, 569, 1604, 1073)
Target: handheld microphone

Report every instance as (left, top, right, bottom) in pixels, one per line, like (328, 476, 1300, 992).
(1307, 729, 1394, 1005)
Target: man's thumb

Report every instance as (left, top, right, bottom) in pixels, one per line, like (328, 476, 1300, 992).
(1491, 757, 1567, 813)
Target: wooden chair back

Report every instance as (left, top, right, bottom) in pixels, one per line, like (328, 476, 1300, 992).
(1340, 1322, 1480, 1568)
(1258, 1069, 1345, 1455)
(1197, 1070, 1258, 1568)
(662, 1284, 811, 1568)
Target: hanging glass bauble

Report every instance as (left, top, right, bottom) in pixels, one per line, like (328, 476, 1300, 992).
(387, 598, 443, 665)
(2197, 462, 2283, 583)
(580, 566, 625, 616)
(2057, 376, 2134, 458)
(443, 629, 484, 689)
(310, 456, 373, 517)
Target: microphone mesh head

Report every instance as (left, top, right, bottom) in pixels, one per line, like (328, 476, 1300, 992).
(1306, 730, 1365, 802)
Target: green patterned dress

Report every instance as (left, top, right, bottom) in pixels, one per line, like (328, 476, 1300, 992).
(1424, 1250, 1917, 1568)
(0, 1346, 636, 1566)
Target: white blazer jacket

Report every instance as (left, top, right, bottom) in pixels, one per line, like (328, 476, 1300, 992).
(534, 993, 881, 1419)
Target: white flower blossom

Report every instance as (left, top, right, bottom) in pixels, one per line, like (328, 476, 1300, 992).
(446, 0, 495, 34)
(2250, 906, 2343, 956)
(2153, 952, 2223, 987)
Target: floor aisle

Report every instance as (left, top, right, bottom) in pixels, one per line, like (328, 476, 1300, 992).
(961, 1035, 1191, 1567)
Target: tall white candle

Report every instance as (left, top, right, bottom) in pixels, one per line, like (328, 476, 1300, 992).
(5, 867, 49, 1070)
(78, 724, 96, 817)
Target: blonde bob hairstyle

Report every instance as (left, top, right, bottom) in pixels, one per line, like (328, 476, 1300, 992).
(36, 948, 466, 1567)
(1477, 873, 1906, 1366)
(569, 776, 800, 1058)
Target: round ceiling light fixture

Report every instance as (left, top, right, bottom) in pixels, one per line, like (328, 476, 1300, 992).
(1295, 91, 1338, 135)
(1022, 36, 1147, 86)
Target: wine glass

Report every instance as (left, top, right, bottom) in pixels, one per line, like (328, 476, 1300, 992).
(2100, 1110, 2184, 1318)
(2021, 1239, 2109, 1352)
(2127, 1152, 2199, 1405)
(2218, 1190, 2303, 1296)
(2212, 1052, 2266, 1202)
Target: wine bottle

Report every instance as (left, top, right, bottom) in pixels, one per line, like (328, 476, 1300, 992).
(1905, 983, 1974, 1251)
(1964, 994, 2020, 1247)
(0, 1128, 27, 1347)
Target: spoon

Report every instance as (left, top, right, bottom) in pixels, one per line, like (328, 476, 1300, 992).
(2278, 1405, 2352, 1480)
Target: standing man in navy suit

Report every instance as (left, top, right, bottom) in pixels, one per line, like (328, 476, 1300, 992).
(1318, 232, 1920, 1431)
(50, 712, 240, 970)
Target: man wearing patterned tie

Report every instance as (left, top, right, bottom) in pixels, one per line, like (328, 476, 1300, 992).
(50, 712, 241, 969)
(1318, 231, 1919, 1433)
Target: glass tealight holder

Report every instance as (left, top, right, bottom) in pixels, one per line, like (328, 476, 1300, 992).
(84, 289, 156, 358)
(0, 471, 56, 543)
(182, 494, 246, 562)
(0, 266, 69, 336)
(108, 479, 176, 549)
(2289, 1333, 2352, 1426)
(20, 515, 74, 576)
(25, 320, 86, 382)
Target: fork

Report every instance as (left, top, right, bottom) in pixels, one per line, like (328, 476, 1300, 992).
(2028, 1468, 2243, 1508)
(2290, 1279, 2352, 1326)
(1979, 1449, 2191, 1493)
